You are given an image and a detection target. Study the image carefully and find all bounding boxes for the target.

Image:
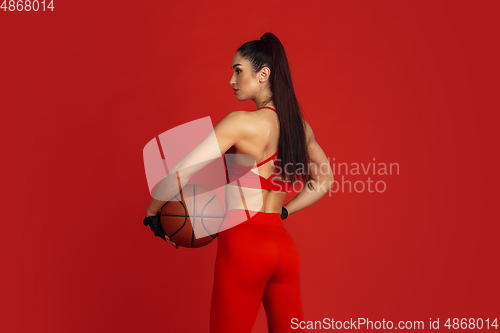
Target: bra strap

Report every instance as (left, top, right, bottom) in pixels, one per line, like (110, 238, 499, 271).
(261, 106, 276, 113)
(255, 151, 279, 167)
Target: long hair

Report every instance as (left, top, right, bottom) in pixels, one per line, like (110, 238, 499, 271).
(237, 32, 313, 190)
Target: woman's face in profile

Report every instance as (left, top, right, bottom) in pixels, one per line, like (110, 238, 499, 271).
(229, 52, 260, 101)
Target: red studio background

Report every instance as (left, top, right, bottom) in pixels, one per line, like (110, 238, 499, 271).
(1, 1, 498, 332)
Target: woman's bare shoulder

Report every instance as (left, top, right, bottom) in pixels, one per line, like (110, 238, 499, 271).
(221, 110, 253, 125)
(215, 110, 257, 137)
(224, 110, 261, 132)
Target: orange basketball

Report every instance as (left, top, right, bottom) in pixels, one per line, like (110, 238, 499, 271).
(160, 184, 225, 248)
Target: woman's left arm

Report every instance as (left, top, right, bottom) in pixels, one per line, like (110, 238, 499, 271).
(145, 111, 247, 216)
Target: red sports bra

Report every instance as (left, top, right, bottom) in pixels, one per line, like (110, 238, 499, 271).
(223, 106, 291, 193)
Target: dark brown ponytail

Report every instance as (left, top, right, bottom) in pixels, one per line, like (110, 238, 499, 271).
(237, 32, 313, 190)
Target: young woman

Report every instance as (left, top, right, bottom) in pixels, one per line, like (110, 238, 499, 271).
(144, 32, 334, 332)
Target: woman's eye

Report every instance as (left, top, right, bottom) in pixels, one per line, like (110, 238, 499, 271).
(236, 69, 241, 74)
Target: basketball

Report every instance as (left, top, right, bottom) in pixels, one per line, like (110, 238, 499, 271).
(159, 184, 225, 248)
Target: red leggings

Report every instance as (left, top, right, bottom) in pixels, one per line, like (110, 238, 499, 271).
(210, 209, 304, 332)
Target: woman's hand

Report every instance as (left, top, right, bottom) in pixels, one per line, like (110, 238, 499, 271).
(143, 211, 179, 249)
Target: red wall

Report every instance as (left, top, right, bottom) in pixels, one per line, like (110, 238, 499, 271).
(2, 1, 498, 332)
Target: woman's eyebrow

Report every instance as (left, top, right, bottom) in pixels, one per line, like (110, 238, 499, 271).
(232, 64, 242, 69)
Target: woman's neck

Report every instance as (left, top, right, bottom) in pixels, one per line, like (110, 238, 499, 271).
(255, 100, 275, 110)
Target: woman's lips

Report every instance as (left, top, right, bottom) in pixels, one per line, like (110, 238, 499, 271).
(234, 89, 239, 94)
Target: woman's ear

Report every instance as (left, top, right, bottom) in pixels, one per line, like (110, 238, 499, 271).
(259, 67, 271, 83)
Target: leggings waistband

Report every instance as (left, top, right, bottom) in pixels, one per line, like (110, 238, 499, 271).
(221, 209, 284, 231)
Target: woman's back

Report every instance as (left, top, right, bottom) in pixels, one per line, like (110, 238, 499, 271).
(224, 106, 289, 214)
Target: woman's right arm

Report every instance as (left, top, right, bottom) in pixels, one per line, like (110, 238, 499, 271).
(146, 111, 248, 216)
(283, 121, 334, 215)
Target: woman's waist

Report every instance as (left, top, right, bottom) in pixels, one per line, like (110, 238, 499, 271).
(221, 208, 284, 231)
